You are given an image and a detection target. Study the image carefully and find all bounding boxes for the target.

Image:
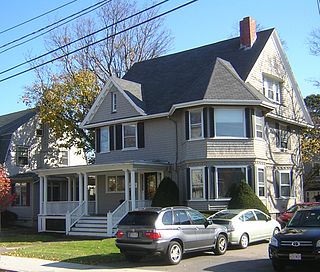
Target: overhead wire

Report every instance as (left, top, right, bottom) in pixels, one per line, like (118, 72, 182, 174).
(0, 0, 169, 76)
(0, 0, 79, 35)
(0, 0, 111, 51)
(0, 0, 199, 83)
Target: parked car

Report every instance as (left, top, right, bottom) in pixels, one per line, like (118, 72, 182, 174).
(277, 202, 320, 228)
(115, 206, 228, 265)
(208, 209, 281, 249)
(269, 206, 320, 271)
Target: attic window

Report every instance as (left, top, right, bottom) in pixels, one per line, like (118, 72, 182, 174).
(16, 146, 29, 166)
(263, 77, 281, 103)
(111, 92, 117, 113)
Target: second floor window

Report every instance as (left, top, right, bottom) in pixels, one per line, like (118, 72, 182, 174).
(189, 110, 203, 139)
(263, 77, 281, 103)
(215, 109, 245, 138)
(100, 127, 110, 153)
(123, 123, 137, 149)
(16, 146, 29, 166)
(276, 124, 290, 150)
(255, 110, 264, 138)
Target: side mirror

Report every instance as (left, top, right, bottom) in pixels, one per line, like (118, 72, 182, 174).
(204, 219, 211, 228)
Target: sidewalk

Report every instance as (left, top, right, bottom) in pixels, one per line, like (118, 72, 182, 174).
(0, 255, 160, 272)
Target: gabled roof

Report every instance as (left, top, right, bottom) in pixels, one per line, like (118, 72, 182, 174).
(123, 29, 274, 115)
(0, 108, 36, 163)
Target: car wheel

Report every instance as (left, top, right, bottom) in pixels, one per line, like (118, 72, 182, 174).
(272, 259, 286, 271)
(273, 227, 280, 236)
(213, 234, 227, 255)
(124, 254, 143, 262)
(239, 233, 249, 249)
(166, 241, 182, 265)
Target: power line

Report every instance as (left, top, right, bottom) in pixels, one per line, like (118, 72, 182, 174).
(0, 0, 169, 75)
(0, 0, 111, 55)
(0, 0, 199, 83)
(0, 0, 79, 35)
(0, 0, 111, 51)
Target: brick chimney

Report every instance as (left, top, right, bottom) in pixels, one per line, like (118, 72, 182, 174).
(240, 16, 257, 49)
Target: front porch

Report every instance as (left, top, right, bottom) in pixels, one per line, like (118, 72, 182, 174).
(36, 161, 170, 237)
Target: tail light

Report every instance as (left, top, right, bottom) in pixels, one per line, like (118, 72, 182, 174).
(145, 230, 161, 240)
(116, 230, 125, 238)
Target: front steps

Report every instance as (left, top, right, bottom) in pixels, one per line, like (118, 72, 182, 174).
(68, 216, 110, 237)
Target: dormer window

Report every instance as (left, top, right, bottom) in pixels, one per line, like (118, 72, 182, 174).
(111, 92, 117, 113)
(263, 77, 281, 103)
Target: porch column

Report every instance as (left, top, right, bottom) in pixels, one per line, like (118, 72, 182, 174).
(124, 170, 130, 201)
(72, 177, 77, 201)
(83, 172, 88, 215)
(79, 173, 83, 203)
(39, 176, 44, 214)
(43, 176, 48, 215)
(67, 177, 72, 201)
(130, 170, 136, 210)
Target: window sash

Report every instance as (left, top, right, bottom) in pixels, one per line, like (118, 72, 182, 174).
(106, 176, 125, 192)
(257, 168, 265, 197)
(190, 167, 205, 200)
(264, 78, 281, 103)
(255, 110, 264, 138)
(123, 124, 137, 149)
(100, 127, 110, 153)
(13, 182, 27, 206)
(189, 110, 203, 139)
(112, 93, 117, 112)
(215, 109, 245, 137)
(16, 146, 29, 166)
(279, 172, 291, 197)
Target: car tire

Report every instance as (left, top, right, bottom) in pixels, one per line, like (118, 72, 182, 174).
(166, 241, 182, 265)
(124, 254, 143, 262)
(213, 234, 227, 255)
(239, 233, 249, 249)
(272, 259, 286, 271)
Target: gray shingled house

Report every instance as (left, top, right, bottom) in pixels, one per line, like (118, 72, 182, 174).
(0, 109, 86, 227)
(36, 17, 313, 237)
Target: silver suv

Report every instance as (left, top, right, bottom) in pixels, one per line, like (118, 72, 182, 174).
(115, 206, 228, 264)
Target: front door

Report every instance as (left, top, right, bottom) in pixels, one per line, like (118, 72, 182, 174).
(144, 172, 158, 200)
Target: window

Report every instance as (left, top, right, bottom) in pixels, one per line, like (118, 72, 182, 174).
(215, 109, 245, 137)
(189, 109, 203, 139)
(16, 146, 29, 166)
(255, 110, 264, 138)
(162, 211, 173, 225)
(254, 210, 268, 221)
(13, 182, 29, 206)
(106, 176, 125, 192)
(111, 92, 117, 112)
(173, 210, 191, 225)
(263, 77, 281, 103)
(257, 168, 265, 197)
(188, 210, 207, 225)
(241, 211, 256, 221)
(279, 171, 291, 198)
(60, 151, 69, 165)
(276, 124, 290, 150)
(190, 167, 205, 200)
(216, 167, 247, 199)
(36, 123, 43, 137)
(123, 123, 137, 149)
(100, 127, 110, 153)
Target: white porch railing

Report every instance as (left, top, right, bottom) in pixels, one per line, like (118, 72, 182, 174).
(45, 201, 79, 215)
(65, 201, 86, 234)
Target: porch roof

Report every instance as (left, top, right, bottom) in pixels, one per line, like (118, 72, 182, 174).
(35, 160, 171, 176)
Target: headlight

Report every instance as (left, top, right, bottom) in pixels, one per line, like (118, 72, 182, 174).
(270, 236, 279, 247)
(316, 240, 320, 247)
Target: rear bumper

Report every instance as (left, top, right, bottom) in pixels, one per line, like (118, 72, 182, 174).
(116, 239, 170, 256)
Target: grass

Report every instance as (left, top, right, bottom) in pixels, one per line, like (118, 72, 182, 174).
(0, 227, 123, 265)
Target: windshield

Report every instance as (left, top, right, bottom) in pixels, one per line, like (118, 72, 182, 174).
(118, 211, 158, 226)
(212, 211, 238, 219)
(288, 210, 320, 227)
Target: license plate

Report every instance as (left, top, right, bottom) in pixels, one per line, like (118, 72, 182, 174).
(128, 232, 138, 238)
(289, 253, 301, 260)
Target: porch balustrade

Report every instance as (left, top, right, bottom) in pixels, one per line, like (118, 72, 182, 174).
(44, 201, 79, 215)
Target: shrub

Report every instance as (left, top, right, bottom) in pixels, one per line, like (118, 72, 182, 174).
(228, 181, 269, 215)
(151, 177, 179, 207)
(1, 210, 18, 227)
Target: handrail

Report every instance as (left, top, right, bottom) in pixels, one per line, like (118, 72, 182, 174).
(66, 201, 86, 234)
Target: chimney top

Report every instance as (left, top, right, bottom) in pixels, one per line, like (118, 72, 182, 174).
(240, 16, 257, 49)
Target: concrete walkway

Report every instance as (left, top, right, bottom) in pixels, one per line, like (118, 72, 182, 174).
(0, 255, 159, 272)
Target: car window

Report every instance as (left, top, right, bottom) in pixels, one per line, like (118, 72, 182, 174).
(188, 210, 206, 225)
(286, 205, 298, 213)
(242, 211, 256, 221)
(173, 210, 191, 225)
(254, 210, 268, 221)
(119, 211, 158, 226)
(162, 211, 173, 225)
(212, 211, 237, 219)
(288, 210, 320, 227)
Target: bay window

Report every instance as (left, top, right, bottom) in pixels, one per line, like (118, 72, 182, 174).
(255, 110, 264, 138)
(189, 109, 203, 139)
(257, 168, 266, 197)
(215, 109, 245, 137)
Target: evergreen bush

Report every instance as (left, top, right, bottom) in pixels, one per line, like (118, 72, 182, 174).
(151, 177, 179, 207)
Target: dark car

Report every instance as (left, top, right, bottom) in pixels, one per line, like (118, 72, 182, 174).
(115, 206, 228, 265)
(269, 206, 320, 271)
(277, 202, 320, 228)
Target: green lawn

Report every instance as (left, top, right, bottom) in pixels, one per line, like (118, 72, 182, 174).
(0, 228, 123, 265)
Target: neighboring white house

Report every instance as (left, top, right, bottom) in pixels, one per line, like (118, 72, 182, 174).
(0, 108, 86, 227)
(35, 17, 313, 237)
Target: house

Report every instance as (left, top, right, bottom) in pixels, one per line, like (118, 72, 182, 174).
(0, 108, 86, 227)
(35, 17, 313, 237)
(304, 161, 320, 202)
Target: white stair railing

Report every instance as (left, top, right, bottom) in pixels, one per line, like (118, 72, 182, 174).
(66, 201, 86, 234)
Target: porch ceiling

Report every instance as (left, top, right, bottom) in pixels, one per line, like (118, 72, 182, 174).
(35, 160, 171, 176)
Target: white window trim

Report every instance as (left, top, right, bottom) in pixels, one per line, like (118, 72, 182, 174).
(255, 110, 264, 139)
(189, 166, 206, 201)
(105, 175, 125, 193)
(100, 126, 110, 153)
(256, 165, 266, 198)
(189, 108, 204, 140)
(278, 170, 291, 198)
(122, 122, 138, 150)
(214, 108, 246, 139)
(111, 92, 117, 113)
(263, 76, 281, 104)
(215, 165, 248, 200)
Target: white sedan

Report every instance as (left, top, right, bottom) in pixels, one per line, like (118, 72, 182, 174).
(208, 209, 281, 249)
